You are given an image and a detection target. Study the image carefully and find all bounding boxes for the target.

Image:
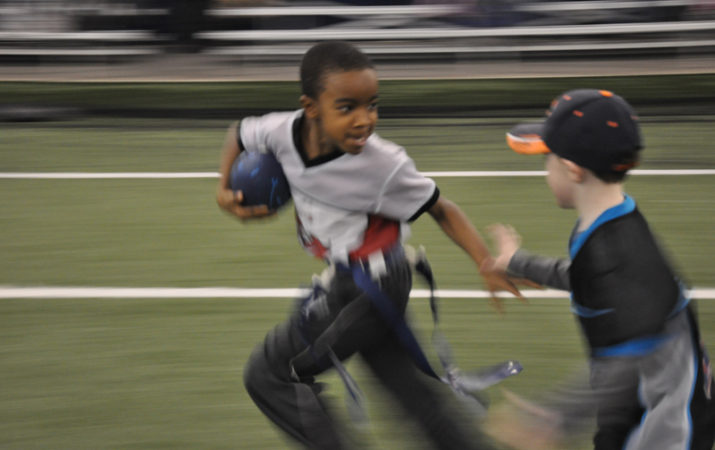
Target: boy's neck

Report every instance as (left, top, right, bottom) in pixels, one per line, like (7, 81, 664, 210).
(574, 181, 625, 231)
(302, 117, 337, 159)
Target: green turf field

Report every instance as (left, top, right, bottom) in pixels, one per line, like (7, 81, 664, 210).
(1, 86, 714, 449)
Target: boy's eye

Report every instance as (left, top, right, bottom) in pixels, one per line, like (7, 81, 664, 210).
(368, 102, 378, 111)
(338, 105, 352, 113)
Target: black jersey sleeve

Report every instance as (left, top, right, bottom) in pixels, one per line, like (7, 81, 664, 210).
(508, 249, 571, 290)
(408, 186, 440, 222)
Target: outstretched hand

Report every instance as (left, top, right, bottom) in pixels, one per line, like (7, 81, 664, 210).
(482, 224, 542, 312)
(424, 196, 537, 312)
(487, 224, 522, 272)
(479, 259, 525, 313)
(216, 188, 275, 221)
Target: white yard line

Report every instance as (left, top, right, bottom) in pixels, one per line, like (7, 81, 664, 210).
(1, 169, 715, 179)
(0, 172, 219, 179)
(1, 286, 714, 300)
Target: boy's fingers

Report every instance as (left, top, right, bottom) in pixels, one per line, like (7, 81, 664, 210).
(506, 224, 523, 246)
(503, 281, 525, 301)
(217, 188, 234, 208)
(487, 223, 506, 240)
(513, 277, 543, 289)
(223, 190, 277, 220)
(234, 204, 276, 221)
(488, 295, 505, 315)
(488, 223, 520, 244)
(483, 274, 525, 314)
(248, 205, 273, 216)
(488, 280, 520, 307)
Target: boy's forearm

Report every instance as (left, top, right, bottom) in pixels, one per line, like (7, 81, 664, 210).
(430, 197, 491, 267)
(218, 121, 241, 189)
(508, 249, 571, 290)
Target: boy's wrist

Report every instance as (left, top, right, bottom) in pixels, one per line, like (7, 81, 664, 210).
(505, 249, 529, 278)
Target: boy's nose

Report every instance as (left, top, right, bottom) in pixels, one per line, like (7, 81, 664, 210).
(353, 107, 373, 127)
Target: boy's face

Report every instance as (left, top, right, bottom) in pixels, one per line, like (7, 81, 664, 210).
(310, 68, 378, 155)
(545, 153, 576, 209)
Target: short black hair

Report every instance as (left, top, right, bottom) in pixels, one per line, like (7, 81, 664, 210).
(300, 41, 374, 99)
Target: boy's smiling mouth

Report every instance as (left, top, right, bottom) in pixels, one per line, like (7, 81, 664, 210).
(350, 135, 368, 146)
(347, 132, 371, 148)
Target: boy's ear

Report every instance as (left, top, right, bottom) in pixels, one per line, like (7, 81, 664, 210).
(300, 95, 318, 119)
(562, 158, 585, 182)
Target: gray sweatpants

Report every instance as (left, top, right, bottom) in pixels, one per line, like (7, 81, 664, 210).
(243, 250, 495, 449)
(609, 308, 715, 450)
(530, 308, 715, 450)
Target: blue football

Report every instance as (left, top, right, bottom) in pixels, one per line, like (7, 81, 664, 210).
(229, 151, 291, 210)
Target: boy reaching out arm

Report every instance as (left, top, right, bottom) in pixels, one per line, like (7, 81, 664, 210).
(486, 89, 715, 450)
(488, 223, 570, 292)
(427, 196, 524, 309)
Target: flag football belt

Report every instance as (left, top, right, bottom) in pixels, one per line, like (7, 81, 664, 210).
(291, 245, 523, 423)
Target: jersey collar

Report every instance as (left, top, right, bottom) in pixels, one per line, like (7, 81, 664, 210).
(569, 194, 636, 259)
(292, 111, 345, 168)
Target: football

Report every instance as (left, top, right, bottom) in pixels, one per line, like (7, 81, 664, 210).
(229, 151, 291, 210)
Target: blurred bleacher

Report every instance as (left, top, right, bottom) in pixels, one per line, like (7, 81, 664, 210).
(0, 0, 713, 69)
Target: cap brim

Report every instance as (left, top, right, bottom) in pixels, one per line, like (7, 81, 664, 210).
(506, 122, 551, 155)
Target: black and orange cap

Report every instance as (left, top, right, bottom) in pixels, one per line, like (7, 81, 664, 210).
(506, 89, 643, 173)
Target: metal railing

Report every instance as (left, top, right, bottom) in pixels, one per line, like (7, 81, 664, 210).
(0, 1, 712, 62)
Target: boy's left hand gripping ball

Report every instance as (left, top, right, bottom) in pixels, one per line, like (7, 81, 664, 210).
(229, 151, 291, 211)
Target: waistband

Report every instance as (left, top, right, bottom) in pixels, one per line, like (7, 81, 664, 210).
(591, 307, 689, 358)
(335, 244, 405, 279)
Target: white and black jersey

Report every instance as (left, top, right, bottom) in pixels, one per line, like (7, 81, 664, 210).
(239, 110, 439, 264)
(238, 110, 491, 450)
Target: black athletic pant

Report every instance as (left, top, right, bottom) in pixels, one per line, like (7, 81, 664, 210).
(243, 251, 495, 449)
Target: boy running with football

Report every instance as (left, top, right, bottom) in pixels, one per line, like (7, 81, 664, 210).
(215, 41, 521, 449)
